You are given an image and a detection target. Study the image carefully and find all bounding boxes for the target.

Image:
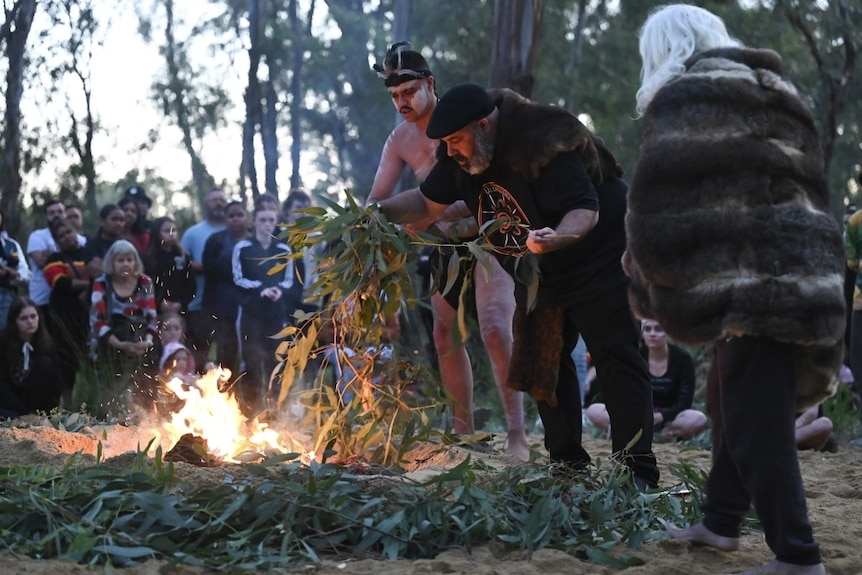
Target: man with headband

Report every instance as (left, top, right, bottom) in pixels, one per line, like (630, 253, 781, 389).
(366, 43, 529, 461)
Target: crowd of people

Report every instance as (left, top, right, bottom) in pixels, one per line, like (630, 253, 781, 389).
(0, 187, 313, 419)
(1, 4, 858, 573)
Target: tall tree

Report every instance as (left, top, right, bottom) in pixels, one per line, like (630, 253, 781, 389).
(52, 0, 100, 214)
(0, 0, 36, 238)
(488, 0, 545, 96)
(781, 0, 858, 184)
(240, 0, 262, 202)
(140, 0, 230, 210)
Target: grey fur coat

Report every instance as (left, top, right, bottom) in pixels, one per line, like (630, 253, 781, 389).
(623, 47, 846, 408)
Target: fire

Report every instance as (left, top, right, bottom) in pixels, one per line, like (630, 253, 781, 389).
(154, 368, 310, 463)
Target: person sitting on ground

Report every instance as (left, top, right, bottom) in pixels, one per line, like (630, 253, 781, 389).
(795, 406, 835, 452)
(587, 319, 708, 440)
(0, 296, 63, 418)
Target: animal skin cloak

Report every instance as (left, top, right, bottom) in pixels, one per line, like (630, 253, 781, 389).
(624, 47, 846, 408)
(479, 89, 622, 406)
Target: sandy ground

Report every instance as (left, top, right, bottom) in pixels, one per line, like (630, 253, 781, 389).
(1, 423, 861, 575)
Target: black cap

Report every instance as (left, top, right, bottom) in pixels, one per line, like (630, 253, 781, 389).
(426, 83, 495, 140)
(124, 186, 152, 207)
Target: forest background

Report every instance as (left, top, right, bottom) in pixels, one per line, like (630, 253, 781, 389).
(0, 0, 859, 240)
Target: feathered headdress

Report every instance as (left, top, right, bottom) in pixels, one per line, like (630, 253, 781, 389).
(372, 41, 432, 87)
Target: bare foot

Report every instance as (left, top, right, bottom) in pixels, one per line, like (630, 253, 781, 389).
(734, 559, 825, 575)
(665, 521, 740, 551)
(506, 428, 530, 462)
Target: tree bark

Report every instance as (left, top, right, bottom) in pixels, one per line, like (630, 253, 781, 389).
(489, 0, 545, 97)
(262, 78, 280, 198)
(0, 0, 37, 238)
(784, 0, 857, 175)
(240, 0, 262, 202)
(163, 0, 215, 208)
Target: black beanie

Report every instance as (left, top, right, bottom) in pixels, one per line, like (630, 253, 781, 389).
(426, 83, 495, 140)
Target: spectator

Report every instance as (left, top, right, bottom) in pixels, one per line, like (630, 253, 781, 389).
(181, 189, 228, 371)
(83, 204, 127, 279)
(0, 206, 31, 324)
(64, 204, 85, 235)
(89, 239, 158, 411)
(0, 296, 63, 418)
(233, 205, 294, 416)
(586, 319, 708, 440)
(144, 216, 194, 315)
(202, 199, 249, 376)
(123, 185, 153, 231)
(118, 197, 150, 254)
(27, 199, 84, 315)
(43, 218, 91, 399)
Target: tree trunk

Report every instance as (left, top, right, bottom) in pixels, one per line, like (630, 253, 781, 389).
(287, 0, 309, 192)
(563, 0, 586, 112)
(488, 0, 545, 97)
(163, 0, 215, 207)
(240, 0, 261, 203)
(0, 0, 37, 238)
(784, 0, 857, 176)
(262, 78, 280, 198)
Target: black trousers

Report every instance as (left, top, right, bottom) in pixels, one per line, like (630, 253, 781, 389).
(704, 336, 820, 566)
(536, 284, 659, 486)
(239, 312, 283, 416)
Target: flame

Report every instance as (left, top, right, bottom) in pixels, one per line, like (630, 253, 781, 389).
(154, 368, 310, 463)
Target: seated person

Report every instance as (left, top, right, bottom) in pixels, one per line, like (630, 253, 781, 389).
(795, 405, 834, 451)
(0, 297, 63, 418)
(586, 319, 708, 440)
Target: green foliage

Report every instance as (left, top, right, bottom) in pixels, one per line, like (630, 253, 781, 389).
(822, 383, 861, 438)
(0, 445, 707, 569)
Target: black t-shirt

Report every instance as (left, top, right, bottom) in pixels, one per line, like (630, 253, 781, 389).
(420, 150, 629, 304)
(640, 343, 696, 423)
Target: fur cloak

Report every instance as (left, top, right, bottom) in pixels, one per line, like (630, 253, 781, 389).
(624, 47, 846, 408)
(475, 89, 622, 406)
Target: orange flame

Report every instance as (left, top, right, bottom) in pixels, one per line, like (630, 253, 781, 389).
(154, 368, 310, 463)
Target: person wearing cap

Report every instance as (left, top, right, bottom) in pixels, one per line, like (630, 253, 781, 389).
(124, 186, 153, 231)
(376, 82, 659, 489)
(366, 43, 528, 461)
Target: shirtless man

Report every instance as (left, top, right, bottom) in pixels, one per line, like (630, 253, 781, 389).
(366, 43, 528, 460)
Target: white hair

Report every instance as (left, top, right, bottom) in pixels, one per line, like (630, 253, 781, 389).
(635, 4, 742, 116)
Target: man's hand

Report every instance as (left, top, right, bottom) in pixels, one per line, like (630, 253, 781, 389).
(527, 227, 559, 254)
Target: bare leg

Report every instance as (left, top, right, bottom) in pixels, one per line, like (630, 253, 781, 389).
(734, 560, 825, 575)
(474, 258, 528, 461)
(431, 292, 474, 434)
(666, 522, 740, 551)
(795, 417, 833, 451)
(662, 409, 709, 440)
(585, 403, 610, 432)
